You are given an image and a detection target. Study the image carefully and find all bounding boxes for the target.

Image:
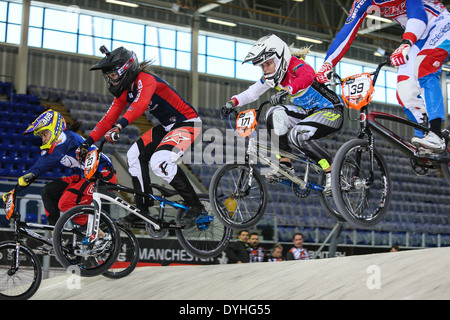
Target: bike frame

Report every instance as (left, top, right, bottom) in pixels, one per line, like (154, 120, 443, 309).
(231, 100, 325, 192)
(366, 111, 450, 163)
(4, 186, 54, 273)
(91, 180, 188, 233)
(82, 138, 218, 242)
(338, 60, 450, 170)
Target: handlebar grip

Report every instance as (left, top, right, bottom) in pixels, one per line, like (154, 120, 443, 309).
(111, 132, 120, 142)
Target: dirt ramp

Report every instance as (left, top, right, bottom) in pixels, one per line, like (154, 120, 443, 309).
(32, 246, 450, 300)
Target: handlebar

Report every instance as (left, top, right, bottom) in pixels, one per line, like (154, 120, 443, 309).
(328, 59, 389, 87)
(228, 100, 272, 123)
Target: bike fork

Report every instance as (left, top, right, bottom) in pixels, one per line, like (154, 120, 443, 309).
(366, 133, 375, 186)
(7, 242, 21, 275)
(85, 192, 102, 243)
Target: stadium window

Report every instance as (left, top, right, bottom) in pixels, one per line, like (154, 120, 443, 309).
(7, 1, 21, 24)
(0, 0, 416, 108)
(176, 31, 191, 71)
(144, 45, 160, 65)
(205, 36, 235, 77)
(385, 70, 398, 105)
(113, 20, 144, 45)
(236, 42, 260, 81)
(303, 54, 316, 70)
(43, 29, 77, 53)
(157, 28, 176, 68)
(0, 1, 6, 22)
(0, 22, 6, 43)
(77, 15, 112, 56)
(159, 48, 176, 68)
(5, 1, 21, 44)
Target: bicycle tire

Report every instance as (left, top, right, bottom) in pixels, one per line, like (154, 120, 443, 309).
(331, 139, 391, 228)
(316, 172, 346, 222)
(0, 241, 42, 300)
(102, 226, 139, 279)
(53, 205, 121, 277)
(209, 163, 268, 230)
(176, 194, 232, 259)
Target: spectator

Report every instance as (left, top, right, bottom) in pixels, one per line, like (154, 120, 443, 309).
(224, 230, 250, 264)
(265, 243, 285, 262)
(248, 232, 265, 263)
(286, 232, 310, 260)
(390, 245, 400, 252)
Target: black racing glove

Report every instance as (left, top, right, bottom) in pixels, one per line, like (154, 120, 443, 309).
(270, 90, 288, 105)
(76, 141, 90, 163)
(220, 101, 236, 120)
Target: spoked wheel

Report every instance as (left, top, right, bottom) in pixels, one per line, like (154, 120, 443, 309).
(102, 226, 139, 279)
(209, 163, 268, 230)
(176, 194, 232, 259)
(0, 241, 42, 300)
(53, 205, 121, 277)
(316, 172, 346, 222)
(331, 139, 391, 228)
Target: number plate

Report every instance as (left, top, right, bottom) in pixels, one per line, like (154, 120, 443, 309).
(236, 109, 257, 138)
(342, 73, 374, 110)
(4, 191, 15, 220)
(84, 149, 99, 179)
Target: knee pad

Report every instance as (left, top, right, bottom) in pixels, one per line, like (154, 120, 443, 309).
(150, 150, 178, 183)
(288, 125, 317, 148)
(396, 75, 425, 112)
(266, 107, 290, 136)
(127, 142, 141, 177)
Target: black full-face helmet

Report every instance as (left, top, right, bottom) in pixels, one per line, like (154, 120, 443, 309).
(90, 46, 140, 97)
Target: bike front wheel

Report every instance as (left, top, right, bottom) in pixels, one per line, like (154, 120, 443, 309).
(331, 139, 391, 228)
(0, 241, 42, 300)
(209, 163, 268, 230)
(176, 194, 232, 259)
(316, 172, 346, 222)
(53, 206, 121, 277)
(102, 226, 139, 279)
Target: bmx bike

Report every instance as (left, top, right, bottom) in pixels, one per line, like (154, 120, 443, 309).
(329, 60, 450, 228)
(52, 139, 231, 270)
(209, 100, 344, 230)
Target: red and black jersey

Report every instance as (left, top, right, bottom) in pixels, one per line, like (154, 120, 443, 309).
(88, 71, 199, 143)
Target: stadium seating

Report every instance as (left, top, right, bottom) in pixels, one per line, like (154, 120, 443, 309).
(0, 89, 74, 179)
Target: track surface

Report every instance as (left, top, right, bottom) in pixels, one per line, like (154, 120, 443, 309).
(32, 246, 450, 300)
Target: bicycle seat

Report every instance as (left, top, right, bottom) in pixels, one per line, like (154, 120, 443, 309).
(149, 184, 178, 198)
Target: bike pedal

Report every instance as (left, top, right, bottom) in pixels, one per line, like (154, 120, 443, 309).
(195, 214, 213, 224)
(195, 214, 213, 231)
(414, 148, 440, 160)
(265, 176, 280, 184)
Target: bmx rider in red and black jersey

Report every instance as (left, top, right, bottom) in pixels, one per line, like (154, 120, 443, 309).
(78, 46, 203, 226)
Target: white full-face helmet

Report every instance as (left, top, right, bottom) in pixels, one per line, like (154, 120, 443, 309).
(243, 34, 291, 87)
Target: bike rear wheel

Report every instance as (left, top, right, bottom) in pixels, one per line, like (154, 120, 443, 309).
(102, 226, 139, 279)
(331, 139, 391, 228)
(176, 194, 232, 259)
(53, 206, 121, 277)
(0, 241, 42, 300)
(209, 163, 268, 230)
